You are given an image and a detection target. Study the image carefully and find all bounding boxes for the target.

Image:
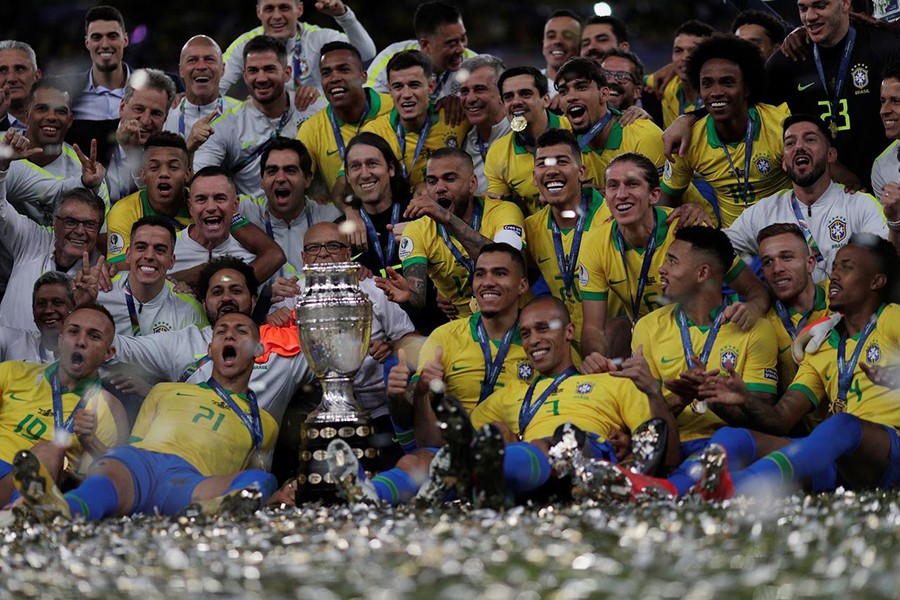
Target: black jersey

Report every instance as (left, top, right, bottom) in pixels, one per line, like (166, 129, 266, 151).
(765, 24, 900, 189)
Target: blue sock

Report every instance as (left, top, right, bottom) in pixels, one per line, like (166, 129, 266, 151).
(503, 442, 551, 493)
(709, 427, 758, 470)
(732, 413, 862, 494)
(226, 469, 278, 501)
(371, 468, 419, 505)
(65, 475, 119, 521)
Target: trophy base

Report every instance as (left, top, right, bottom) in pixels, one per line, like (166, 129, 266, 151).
(295, 415, 379, 504)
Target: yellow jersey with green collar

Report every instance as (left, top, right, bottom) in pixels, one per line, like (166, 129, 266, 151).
(129, 381, 279, 476)
(399, 197, 525, 318)
(470, 371, 651, 442)
(581, 207, 748, 322)
(483, 111, 572, 216)
(766, 284, 831, 394)
(632, 299, 779, 441)
(661, 103, 792, 228)
(580, 108, 666, 190)
(361, 105, 470, 189)
(412, 312, 535, 414)
(0, 361, 119, 470)
(105, 189, 249, 264)
(297, 88, 392, 189)
(658, 75, 703, 129)
(524, 189, 611, 352)
(788, 303, 900, 427)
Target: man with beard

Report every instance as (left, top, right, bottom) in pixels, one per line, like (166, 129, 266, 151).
(193, 36, 308, 198)
(0, 272, 75, 363)
(726, 114, 892, 284)
(579, 15, 629, 62)
(379, 148, 525, 320)
(458, 55, 509, 194)
(164, 36, 240, 142)
(0, 41, 42, 132)
(600, 49, 645, 113)
(541, 10, 582, 100)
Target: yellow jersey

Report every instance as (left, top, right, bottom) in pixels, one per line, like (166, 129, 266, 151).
(788, 303, 900, 427)
(766, 284, 830, 394)
(297, 88, 393, 189)
(412, 312, 535, 414)
(632, 298, 779, 441)
(361, 105, 470, 189)
(580, 109, 665, 190)
(661, 103, 792, 228)
(399, 197, 525, 318)
(581, 207, 748, 322)
(658, 75, 703, 129)
(483, 111, 572, 216)
(0, 361, 120, 471)
(471, 371, 651, 442)
(524, 189, 611, 352)
(130, 381, 279, 476)
(106, 189, 248, 264)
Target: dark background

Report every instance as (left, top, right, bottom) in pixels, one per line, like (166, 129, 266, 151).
(0, 1, 812, 83)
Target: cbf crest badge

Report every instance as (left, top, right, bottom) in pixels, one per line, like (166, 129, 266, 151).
(444, 136, 458, 148)
(720, 347, 738, 369)
(576, 382, 594, 394)
(295, 57, 311, 79)
(828, 217, 847, 242)
(852, 63, 869, 90)
(867, 342, 881, 364)
(754, 155, 772, 175)
(517, 361, 534, 382)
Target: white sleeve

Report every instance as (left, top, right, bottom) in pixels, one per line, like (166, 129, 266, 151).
(854, 192, 889, 239)
(0, 169, 53, 257)
(6, 161, 85, 218)
(332, 7, 377, 61)
(111, 328, 202, 382)
(371, 285, 415, 341)
(724, 205, 761, 256)
(193, 120, 233, 171)
(871, 161, 887, 200)
(220, 37, 248, 96)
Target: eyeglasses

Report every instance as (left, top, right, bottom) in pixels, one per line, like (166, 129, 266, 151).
(303, 242, 349, 255)
(603, 70, 638, 84)
(55, 216, 101, 232)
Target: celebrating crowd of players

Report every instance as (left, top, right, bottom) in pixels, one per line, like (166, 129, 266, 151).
(0, 0, 899, 521)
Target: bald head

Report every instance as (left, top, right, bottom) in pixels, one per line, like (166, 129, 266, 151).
(179, 35, 224, 105)
(302, 222, 352, 264)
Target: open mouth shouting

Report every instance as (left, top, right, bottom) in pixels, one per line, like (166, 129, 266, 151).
(221, 343, 239, 368)
(565, 102, 590, 131)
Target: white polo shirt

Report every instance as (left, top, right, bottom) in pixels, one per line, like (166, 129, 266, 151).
(171, 227, 256, 273)
(98, 272, 207, 337)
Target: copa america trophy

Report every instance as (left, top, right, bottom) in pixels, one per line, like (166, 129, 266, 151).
(294, 262, 377, 503)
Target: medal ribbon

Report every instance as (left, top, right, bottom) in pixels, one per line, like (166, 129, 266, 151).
(475, 317, 517, 405)
(577, 109, 614, 151)
(518, 366, 579, 434)
(263, 204, 312, 240)
(327, 94, 371, 163)
(179, 354, 212, 382)
(50, 366, 92, 434)
(206, 377, 263, 449)
(615, 209, 659, 322)
(676, 301, 729, 369)
(396, 115, 431, 180)
(550, 193, 589, 300)
(233, 108, 293, 174)
(178, 97, 224, 137)
(720, 117, 755, 206)
(789, 193, 826, 264)
(438, 198, 483, 280)
(361, 202, 400, 270)
(813, 26, 856, 138)
(773, 299, 813, 341)
(123, 278, 142, 336)
(836, 311, 878, 403)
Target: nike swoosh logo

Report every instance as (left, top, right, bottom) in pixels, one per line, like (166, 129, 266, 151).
(450, 364, 469, 372)
(778, 345, 791, 354)
(510, 179, 525, 188)
(326, 148, 339, 156)
(538, 257, 552, 264)
(797, 82, 815, 91)
(9, 392, 27, 402)
(660, 356, 681, 364)
(824, 373, 832, 381)
(609, 278, 627, 285)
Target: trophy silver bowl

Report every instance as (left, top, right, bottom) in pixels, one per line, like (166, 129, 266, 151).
(295, 262, 376, 502)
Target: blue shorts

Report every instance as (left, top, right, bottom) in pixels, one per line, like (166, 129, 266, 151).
(102, 446, 205, 516)
(587, 434, 618, 463)
(0, 459, 11, 480)
(680, 438, 711, 458)
(878, 425, 900, 489)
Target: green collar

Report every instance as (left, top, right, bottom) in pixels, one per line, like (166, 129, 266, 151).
(544, 188, 606, 233)
(389, 102, 438, 133)
(611, 206, 670, 253)
(513, 110, 563, 155)
(675, 293, 739, 331)
(198, 380, 249, 401)
(582, 107, 624, 155)
(43, 361, 103, 397)
(467, 311, 523, 345)
(826, 304, 887, 348)
(140, 188, 191, 222)
(705, 105, 762, 149)
(787, 284, 828, 316)
(326, 87, 382, 127)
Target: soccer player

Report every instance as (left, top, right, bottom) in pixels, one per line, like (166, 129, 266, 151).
(524, 129, 611, 356)
(579, 15, 630, 62)
(96, 217, 206, 336)
(631, 226, 778, 476)
(193, 35, 307, 198)
(765, 0, 900, 190)
(0, 272, 76, 363)
(14, 311, 280, 522)
(600, 48, 646, 112)
(111, 256, 315, 426)
(366, 1, 476, 101)
(485, 66, 572, 216)
(296, 41, 392, 199)
(579, 153, 770, 359)
(220, 0, 375, 102)
(163, 35, 240, 141)
(872, 63, 900, 204)
(732, 9, 786, 60)
(361, 50, 470, 191)
(383, 148, 525, 319)
(0, 41, 42, 131)
(658, 20, 714, 129)
(541, 10, 582, 99)
(458, 55, 510, 195)
(698, 234, 900, 497)
(554, 57, 665, 190)
(106, 69, 177, 203)
(240, 137, 341, 275)
(660, 35, 792, 228)
(0, 303, 128, 507)
(326, 243, 535, 505)
(726, 114, 891, 283)
(171, 167, 285, 283)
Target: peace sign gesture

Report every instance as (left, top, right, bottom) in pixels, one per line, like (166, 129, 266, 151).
(73, 139, 107, 189)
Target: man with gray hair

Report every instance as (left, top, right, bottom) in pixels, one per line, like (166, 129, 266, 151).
(106, 68, 176, 203)
(0, 272, 76, 362)
(458, 55, 510, 195)
(0, 40, 42, 132)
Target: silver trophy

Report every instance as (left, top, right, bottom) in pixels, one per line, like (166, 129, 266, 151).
(294, 262, 375, 502)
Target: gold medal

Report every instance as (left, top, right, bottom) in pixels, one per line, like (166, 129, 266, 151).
(831, 397, 847, 414)
(690, 399, 707, 414)
(828, 120, 838, 139)
(469, 296, 479, 315)
(510, 116, 527, 132)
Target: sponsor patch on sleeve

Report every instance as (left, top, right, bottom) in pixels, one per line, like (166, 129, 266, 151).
(764, 368, 778, 382)
(108, 233, 124, 255)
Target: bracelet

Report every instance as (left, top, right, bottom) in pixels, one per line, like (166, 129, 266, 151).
(888, 220, 900, 232)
